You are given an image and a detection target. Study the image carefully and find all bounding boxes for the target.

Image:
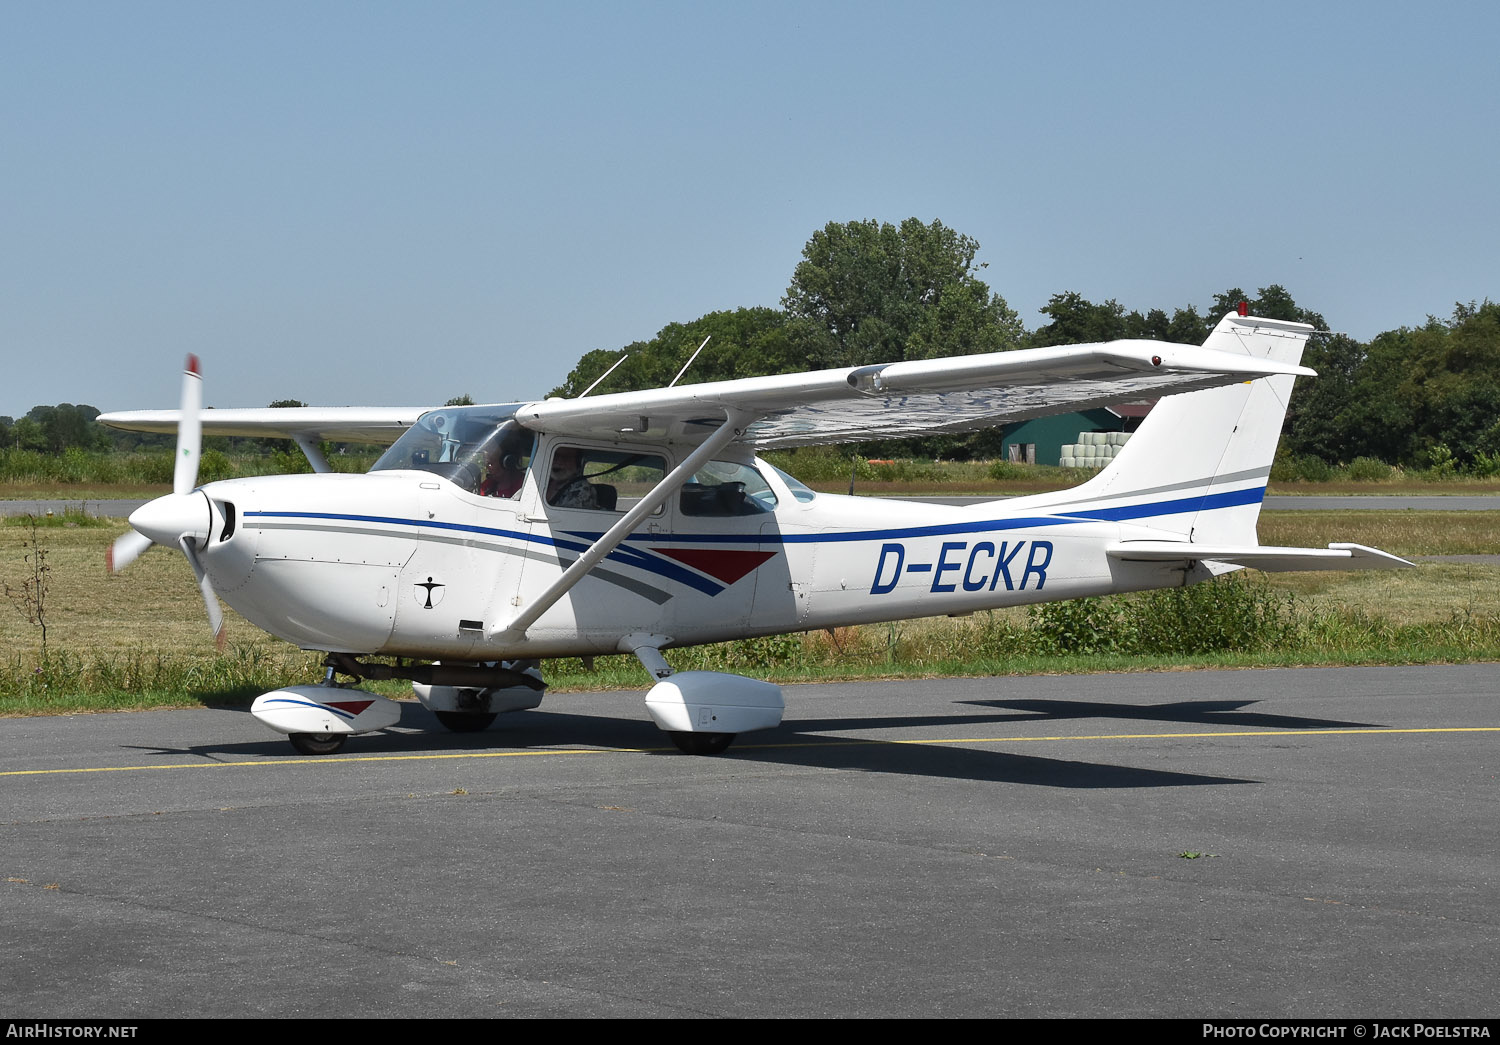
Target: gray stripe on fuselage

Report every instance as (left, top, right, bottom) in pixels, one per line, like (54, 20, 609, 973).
(1020, 466, 1273, 511)
(254, 520, 672, 604)
(503, 545, 673, 604)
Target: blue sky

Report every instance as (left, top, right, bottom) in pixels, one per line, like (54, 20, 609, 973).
(3, 1, 1496, 417)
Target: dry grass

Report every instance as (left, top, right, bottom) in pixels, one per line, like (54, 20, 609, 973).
(3, 521, 272, 653)
(1263, 563, 1500, 626)
(1258, 510, 1500, 556)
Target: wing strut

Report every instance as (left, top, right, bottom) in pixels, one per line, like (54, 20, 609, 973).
(293, 435, 332, 473)
(489, 409, 754, 642)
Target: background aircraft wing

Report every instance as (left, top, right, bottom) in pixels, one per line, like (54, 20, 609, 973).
(96, 406, 430, 446)
(515, 338, 1315, 448)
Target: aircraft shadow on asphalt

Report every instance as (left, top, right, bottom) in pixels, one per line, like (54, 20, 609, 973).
(728, 734, 1253, 788)
(952, 697, 1382, 732)
(127, 704, 1255, 789)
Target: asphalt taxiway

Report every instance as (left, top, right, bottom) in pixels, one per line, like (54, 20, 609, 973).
(3, 664, 1496, 1018)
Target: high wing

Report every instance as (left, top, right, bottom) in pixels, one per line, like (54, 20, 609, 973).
(98, 319, 1312, 450)
(96, 406, 430, 446)
(514, 338, 1314, 448)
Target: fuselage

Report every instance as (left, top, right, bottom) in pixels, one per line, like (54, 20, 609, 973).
(189, 450, 1193, 660)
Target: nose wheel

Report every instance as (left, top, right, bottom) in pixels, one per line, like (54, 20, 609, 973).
(288, 732, 346, 756)
(666, 731, 736, 755)
(434, 711, 498, 733)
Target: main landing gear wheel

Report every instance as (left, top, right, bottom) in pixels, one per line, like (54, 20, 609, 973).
(289, 732, 346, 755)
(667, 731, 736, 755)
(434, 711, 498, 733)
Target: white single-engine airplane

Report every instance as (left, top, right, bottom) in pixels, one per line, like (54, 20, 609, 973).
(100, 311, 1410, 755)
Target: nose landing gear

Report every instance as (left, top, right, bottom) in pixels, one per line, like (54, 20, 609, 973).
(288, 732, 346, 756)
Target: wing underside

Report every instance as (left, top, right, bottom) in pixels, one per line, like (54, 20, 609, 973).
(516, 337, 1314, 448)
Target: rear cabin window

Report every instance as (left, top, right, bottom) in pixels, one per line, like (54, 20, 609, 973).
(679, 460, 778, 517)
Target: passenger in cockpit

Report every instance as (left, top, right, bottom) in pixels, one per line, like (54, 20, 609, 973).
(547, 447, 598, 509)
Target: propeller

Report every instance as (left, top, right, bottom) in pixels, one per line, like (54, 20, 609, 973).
(108, 355, 226, 648)
(105, 529, 151, 574)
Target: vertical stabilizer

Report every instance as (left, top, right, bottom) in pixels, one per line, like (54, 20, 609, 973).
(1015, 313, 1314, 544)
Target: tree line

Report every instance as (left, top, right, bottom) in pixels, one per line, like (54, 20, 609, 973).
(552, 218, 1497, 471)
(8, 217, 1496, 470)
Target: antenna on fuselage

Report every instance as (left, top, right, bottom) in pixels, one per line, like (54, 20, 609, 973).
(668, 336, 712, 388)
(578, 353, 630, 398)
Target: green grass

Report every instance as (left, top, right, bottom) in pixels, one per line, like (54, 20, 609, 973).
(0, 446, 380, 496)
(10, 447, 1500, 502)
(1, 507, 113, 529)
(755, 446, 1500, 496)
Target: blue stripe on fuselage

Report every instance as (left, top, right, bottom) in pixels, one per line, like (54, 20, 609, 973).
(245, 484, 1261, 595)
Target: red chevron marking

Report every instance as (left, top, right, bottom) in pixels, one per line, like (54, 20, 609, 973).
(652, 548, 776, 586)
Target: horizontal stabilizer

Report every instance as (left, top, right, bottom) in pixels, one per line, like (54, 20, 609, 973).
(1106, 541, 1414, 571)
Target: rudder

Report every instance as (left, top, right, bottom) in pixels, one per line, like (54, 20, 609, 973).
(1018, 313, 1314, 544)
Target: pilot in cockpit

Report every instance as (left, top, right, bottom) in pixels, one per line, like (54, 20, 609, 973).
(479, 441, 523, 497)
(479, 427, 529, 498)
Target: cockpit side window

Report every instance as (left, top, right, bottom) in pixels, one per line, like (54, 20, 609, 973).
(546, 446, 665, 512)
(767, 464, 818, 503)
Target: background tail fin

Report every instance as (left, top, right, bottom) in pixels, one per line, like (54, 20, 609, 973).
(1019, 313, 1314, 544)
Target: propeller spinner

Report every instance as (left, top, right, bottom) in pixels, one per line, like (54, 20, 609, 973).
(108, 355, 226, 647)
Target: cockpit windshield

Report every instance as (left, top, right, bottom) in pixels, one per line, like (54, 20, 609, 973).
(370, 404, 533, 497)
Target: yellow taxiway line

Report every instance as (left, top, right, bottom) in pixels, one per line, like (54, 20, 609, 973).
(2, 726, 1497, 777)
